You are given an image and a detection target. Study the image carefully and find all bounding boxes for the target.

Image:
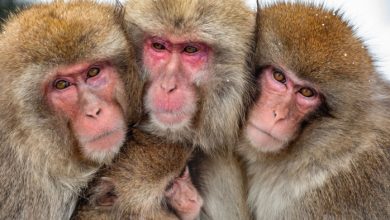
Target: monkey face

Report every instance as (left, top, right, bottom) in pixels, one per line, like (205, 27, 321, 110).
(245, 66, 321, 153)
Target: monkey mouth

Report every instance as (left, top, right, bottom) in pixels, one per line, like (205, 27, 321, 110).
(246, 121, 285, 146)
(83, 128, 125, 150)
(246, 121, 290, 153)
(89, 130, 117, 142)
(247, 121, 275, 139)
(153, 110, 193, 125)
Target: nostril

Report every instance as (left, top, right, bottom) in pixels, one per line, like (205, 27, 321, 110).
(168, 86, 177, 93)
(161, 83, 177, 93)
(273, 111, 277, 118)
(86, 108, 101, 118)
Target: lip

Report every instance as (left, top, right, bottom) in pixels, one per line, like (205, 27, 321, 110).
(88, 129, 118, 143)
(154, 111, 191, 125)
(247, 121, 286, 145)
(247, 121, 274, 138)
(84, 127, 125, 150)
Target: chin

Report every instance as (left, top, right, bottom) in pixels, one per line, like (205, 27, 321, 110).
(82, 143, 122, 165)
(150, 111, 193, 131)
(249, 136, 286, 153)
(81, 132, 125, 165)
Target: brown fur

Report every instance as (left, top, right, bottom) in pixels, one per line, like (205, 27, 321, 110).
(123, 1, 256, 219)
(125, 0, 255, 152)
(0, 1, 142, 219)
(189, 151, 250, 220)
(74, 128, 193, 220)
(238, 3, 390, 219)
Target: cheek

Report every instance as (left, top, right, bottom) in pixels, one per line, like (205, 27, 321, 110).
(102, 74, 125, 106)
(182, 50, 211, 83)
(112, 83, 128, 114)
(182, 51, 208, 68)
(296, 95, 320, 113)
(143, 45, 168, 79)
(47, 87, 79, 119)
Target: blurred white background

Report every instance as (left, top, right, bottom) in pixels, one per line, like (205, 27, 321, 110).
(13, 0, 390, 78)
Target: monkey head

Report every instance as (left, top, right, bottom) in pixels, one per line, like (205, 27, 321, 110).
(0, 2, 142, 165)
(244, 3, 376, 153)
(124, 0, 255, 151)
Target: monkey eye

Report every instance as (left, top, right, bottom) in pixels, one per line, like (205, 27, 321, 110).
(272, 69, 286, 83)
(183, 45, 199, 54)
(299, 87, 316, 97)
(53, 79, 71, 90)
(152, 42, 166, 50)
(87, 67, 100, 78)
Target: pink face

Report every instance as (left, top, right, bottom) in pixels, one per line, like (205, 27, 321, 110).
(164, 166, 203, 220)
(143, 36, 211, 129)
(45, 62, 126, 163)
(245, 66, 321, 152)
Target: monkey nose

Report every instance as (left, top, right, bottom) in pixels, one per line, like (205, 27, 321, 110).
(160, 80, 177, 93)
(86, 107, 102, 118)
(272, 108, 289, 121)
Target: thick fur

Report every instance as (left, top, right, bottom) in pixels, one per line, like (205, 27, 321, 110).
(73, 128, 193, 220)
(124, 1, 256, 219)
(190, 151, 250, 220)
(124, 0, 255, 152)
(0, 1, 142, 219)
(238, 3, 390, 219)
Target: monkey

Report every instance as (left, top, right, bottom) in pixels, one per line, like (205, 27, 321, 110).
(237, 3, 390, 219)
(73, 128, 203, 220)
(124, 0, 255, 152)
(124, 1, 256, 219)
(0, 1, 143, 219)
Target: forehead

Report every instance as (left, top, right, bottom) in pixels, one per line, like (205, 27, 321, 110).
(257, 4, 373, 85)
(1, 3, 127, 65)
(146, 35, 206, 45)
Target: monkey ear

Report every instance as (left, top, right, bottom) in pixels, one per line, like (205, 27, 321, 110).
(93, 177, 118, 207)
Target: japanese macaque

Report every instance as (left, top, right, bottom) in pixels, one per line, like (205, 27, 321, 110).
(238, 3, 390, 219)
(74, 128, 202, 220)
(124, 0, 255, 151)
(0, 1, 142, 219)
(124, 1, 255, 219)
